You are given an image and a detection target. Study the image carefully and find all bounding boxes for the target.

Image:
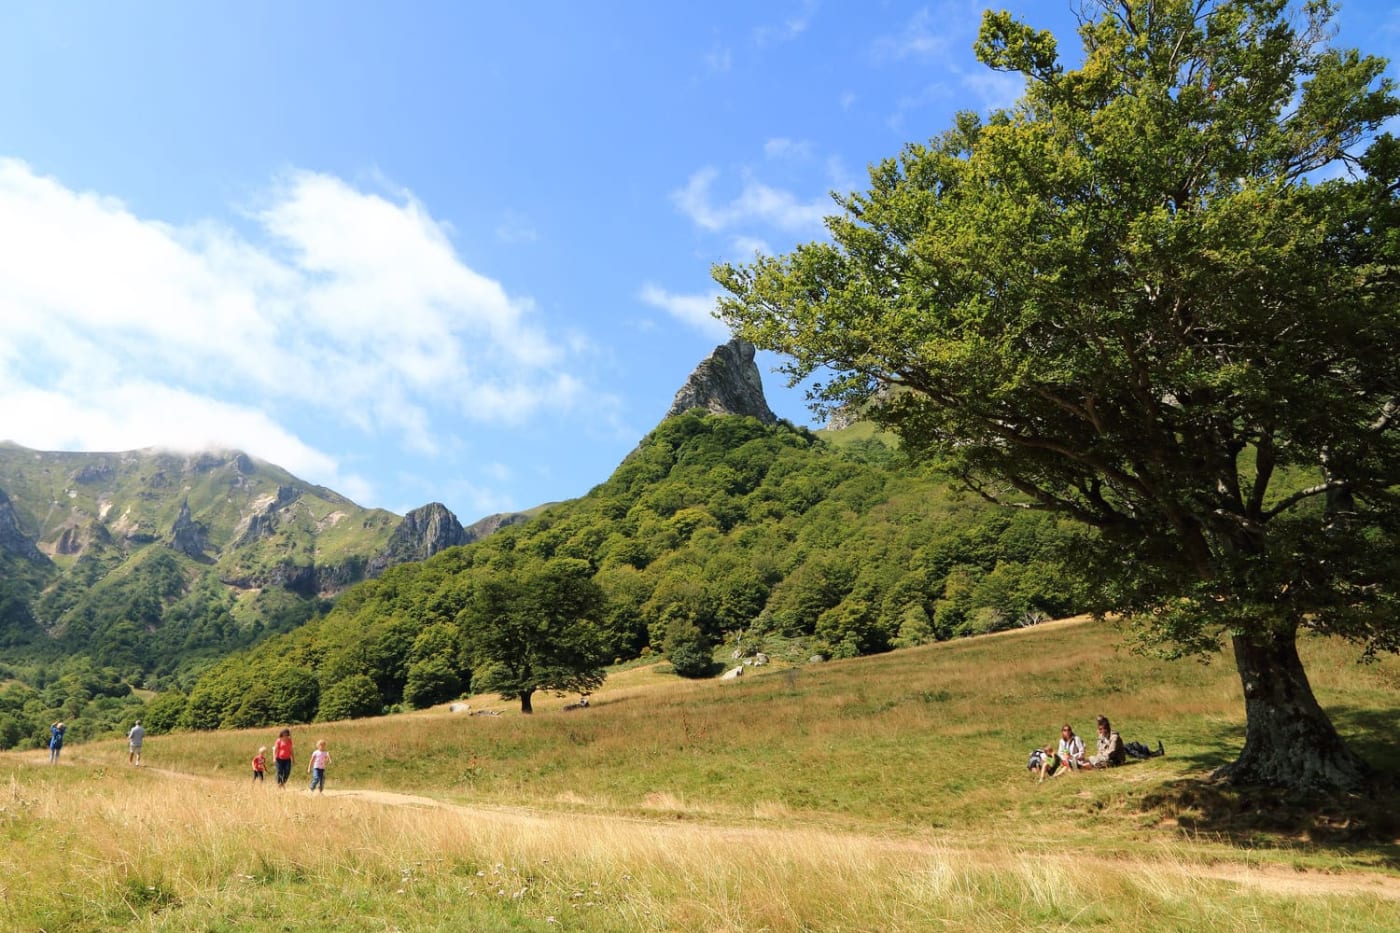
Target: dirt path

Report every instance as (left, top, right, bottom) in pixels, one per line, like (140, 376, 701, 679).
(21, 752, 1400, 902)
(327, 785, 1400, 902)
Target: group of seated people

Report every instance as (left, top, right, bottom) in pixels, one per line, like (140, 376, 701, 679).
(1035, 715, 1125, 782)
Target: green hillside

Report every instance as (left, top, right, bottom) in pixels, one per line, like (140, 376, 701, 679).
(162, 411, 1092, 730)
(4, 616, 1396, 930)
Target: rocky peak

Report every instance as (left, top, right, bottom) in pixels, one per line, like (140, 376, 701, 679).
(664, 338, 777, 425)
(169, 498, 210, 560)
(367, 502, 469, 576)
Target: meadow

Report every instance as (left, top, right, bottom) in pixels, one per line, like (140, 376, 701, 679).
(3, 617, 1397, 931)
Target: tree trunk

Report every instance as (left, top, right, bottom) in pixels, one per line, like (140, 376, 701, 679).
(519, 691, 534, 714)
(1219, 628, 1369, 791)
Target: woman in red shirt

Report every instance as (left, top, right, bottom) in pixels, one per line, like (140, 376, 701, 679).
(273, 729, 293, 788)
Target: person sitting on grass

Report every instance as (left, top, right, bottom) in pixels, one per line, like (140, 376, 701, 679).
(1035, 744, 1059, 783)
(1084, 715, 1127, 770)
(1055, 723, 1086, 775)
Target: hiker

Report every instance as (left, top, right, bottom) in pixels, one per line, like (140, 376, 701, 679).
(1084, 715, 1126, 769)
(273, 728, 294, 788)
(1056, 723, 1086, 773)
(49, 721, 65, 764)
(307, 739, 330, 794)
(127, 719, 144, 766)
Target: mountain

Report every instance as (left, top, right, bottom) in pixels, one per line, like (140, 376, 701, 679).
(0, 444, 492, 678)
(160, 406, 1090, 729)
(0, 338, 1103, 741)
(366, 502, 534, 576)
(0, 336, 782, 685)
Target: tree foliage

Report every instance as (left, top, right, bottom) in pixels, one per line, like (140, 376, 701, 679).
(714, 0, 1400, 790)
(462, 557, 608, 713)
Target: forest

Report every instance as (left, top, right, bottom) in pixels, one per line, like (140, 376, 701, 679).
(69, 412, 1090, 736)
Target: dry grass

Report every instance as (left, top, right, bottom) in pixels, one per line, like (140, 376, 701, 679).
(4, 619, 1398, 930)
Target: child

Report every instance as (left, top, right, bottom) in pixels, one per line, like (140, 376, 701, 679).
(1036, 744, 1059, 783)
(307, 740, 331, 794)
(252, 746, 267, 784)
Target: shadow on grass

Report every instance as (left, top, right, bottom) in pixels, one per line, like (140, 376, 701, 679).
(1138, 706, 1400, 865)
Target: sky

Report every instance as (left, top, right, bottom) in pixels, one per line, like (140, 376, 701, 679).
(2, 2, 1398, 523)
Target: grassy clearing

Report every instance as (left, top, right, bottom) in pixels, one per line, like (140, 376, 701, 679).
(4, 618, 1397, 930)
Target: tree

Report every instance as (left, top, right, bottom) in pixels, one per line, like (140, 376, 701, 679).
(317, 673, 382, 721)
(715, 0, 1400, 791)
(461, 557, 608, 714)
(663, 617, 718, 678)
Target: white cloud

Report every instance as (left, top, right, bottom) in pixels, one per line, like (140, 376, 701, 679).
(871, 7, 951, 62)
(705, 45, 733, 73)
(764, 137, 813, 160)
(753, 1, 817, 47)
(0, 158, 588, 494)
(638, 283, 729, 340)
(671, 167, 828, 235)
(959, 67, 1028, 113)
(0, 377, 355, 493)
(495, 209, 539, 244)
(729, 235, 773, 261)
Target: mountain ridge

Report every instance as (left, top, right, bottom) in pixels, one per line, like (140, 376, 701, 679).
(0, 336, 787, 681)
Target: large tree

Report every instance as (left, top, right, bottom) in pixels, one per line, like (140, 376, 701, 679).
(715, 0, 1400, 791)
(462, 557, 608, 714)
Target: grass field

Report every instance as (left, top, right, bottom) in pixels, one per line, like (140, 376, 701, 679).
(3, 617, 1397, 930)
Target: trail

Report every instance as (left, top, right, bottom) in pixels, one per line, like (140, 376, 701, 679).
(20, 751, 1400, 902)
(222, 768, 1400, 903)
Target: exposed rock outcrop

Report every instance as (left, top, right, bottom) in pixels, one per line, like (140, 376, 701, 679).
(232, 485, 299, 546)
(168, 499, 210, 560)
(462, 510, 530, 542)
(664, 338, 776, 424)
(0, 489, 47, 564)
(53, 520, 113, 557)
(367, 502, 470, 576)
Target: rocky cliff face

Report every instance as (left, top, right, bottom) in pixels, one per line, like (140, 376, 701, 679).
(368, 502, 471, 576)
(0, 489, 47, 564)
(463, 510, 530, 542)
(664, 338, 777, 424)
(169, 499, 210, 560)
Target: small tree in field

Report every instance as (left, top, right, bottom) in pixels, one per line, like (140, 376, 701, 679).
(716, 0, 1400, 791)
(462, 557, 608, 714)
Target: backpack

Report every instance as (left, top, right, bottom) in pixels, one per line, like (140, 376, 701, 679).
(1027, 748, 1046, 771)
(1124, 740, 1165, 759)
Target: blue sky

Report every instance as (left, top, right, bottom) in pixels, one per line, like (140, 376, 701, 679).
(2, 2, 1397, 522)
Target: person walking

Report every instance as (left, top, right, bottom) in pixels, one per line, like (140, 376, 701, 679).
(252, 746, 267, 784)
(307, 740, 330, 794)
(273, 728, 294, 788)
(127, 720, 145, 766)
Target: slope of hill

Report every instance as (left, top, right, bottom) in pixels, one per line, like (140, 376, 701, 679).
(5, 617, 1396, 930)
(160, 410, 1092, 730)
